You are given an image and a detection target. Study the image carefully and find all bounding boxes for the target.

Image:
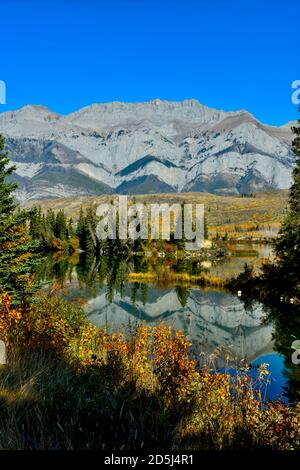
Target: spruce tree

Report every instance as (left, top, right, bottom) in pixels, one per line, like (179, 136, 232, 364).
(289, 119, 300, 213)
(46, 209, 56, 235)
(67, 218, 74, 238)
(85, 206, 97, 254)
(76, 207, 85, 246)
(204, 214, 208, 240)
(275, 116, 300, 287)
(0, 134, 40, 306)
(76, 206, 97, 255)
(54, 210, 68, 240)
(0, 134, 17, 216)
(29, 206, 43, 239)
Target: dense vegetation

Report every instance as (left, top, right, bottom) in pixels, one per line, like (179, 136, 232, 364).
(1, 131, 300, 450)
(274, 117, 300, 288)
(23, 190, 288, 238)
(0, 135, 40, 306)
(29, 206, 78, 253)
(228, 117, 300, 301)
(28, 198, 209, 258)
(1, 291, 300, 450)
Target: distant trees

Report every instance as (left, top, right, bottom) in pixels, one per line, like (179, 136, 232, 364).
(28, 199, 214, 274)
(0, 134, 40, 305)
(76, 206, 97, 255)
(29, 207, 77, 252)
(239, 192, 256, 198)
(275, 115, 300, 286)
(29, 203, 138, 257)
(288, 118, 300, 214)
(226, 116, 300, 300)
(204, 215, 208, 240)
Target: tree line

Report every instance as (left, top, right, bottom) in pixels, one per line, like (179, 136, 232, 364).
(1, 111, 299, 307)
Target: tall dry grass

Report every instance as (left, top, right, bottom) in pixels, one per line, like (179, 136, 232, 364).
(0, 291, 299, 450)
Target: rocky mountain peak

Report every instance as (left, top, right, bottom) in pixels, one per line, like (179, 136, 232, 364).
(0, 99, 295, 201)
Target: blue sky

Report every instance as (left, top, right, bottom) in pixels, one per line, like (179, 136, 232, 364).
(0, 0, 299, 125)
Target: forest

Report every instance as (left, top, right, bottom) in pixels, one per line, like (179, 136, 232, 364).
(0, 116, 299, 450)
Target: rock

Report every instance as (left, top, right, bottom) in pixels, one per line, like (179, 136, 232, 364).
(0, 100, 295, 200)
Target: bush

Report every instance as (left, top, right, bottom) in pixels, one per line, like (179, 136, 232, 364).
(0, 291, 87, 354)
(0, 292, 300, 450)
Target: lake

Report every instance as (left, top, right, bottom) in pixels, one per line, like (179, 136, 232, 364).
(37, 245, 298, 403)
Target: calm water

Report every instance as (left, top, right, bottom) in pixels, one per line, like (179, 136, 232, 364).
(37, 246, 299, 403)
(63, 281, 286, 402)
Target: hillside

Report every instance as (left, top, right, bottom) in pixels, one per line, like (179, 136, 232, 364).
(0, 100, 295, 201)
(22, 190, 288, 236)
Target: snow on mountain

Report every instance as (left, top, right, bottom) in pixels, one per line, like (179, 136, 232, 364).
(0, 100, 295, 200)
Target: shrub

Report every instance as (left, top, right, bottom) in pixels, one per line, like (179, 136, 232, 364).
(0, 291, 87, 354)
(0, 292, 300, 450)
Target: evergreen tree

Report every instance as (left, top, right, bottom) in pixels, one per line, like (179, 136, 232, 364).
(76, 207, 86, 246)
(29, 206, 78, 251)
(275, 116, 300, 287)
(29, 206, 42, 239)
(204, 214, 208, 240)
(289, 118, 300, 213)
(67, 218, 74, 238)
(54, 210, 68, 240)
(0, 134, 40, 306)
(76, 206, 97, 255)
(85, 206, 97, 254)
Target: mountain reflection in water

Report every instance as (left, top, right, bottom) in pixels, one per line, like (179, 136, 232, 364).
(86, 285, 273, 364)
(36, 252, 299, 402)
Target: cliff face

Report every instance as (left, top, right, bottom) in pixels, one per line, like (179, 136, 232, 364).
(0, 100, 294, 200)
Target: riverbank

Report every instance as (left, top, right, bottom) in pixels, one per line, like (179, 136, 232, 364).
(0, 291, 299, 450)
(128, 271, 227, 288)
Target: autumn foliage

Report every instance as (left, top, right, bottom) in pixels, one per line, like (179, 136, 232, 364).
(0, 291, 300, 450)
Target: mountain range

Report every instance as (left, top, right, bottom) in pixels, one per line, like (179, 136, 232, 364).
(0, 99, 296, 200)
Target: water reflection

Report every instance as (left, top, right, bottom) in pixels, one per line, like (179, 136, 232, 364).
(35, 252, 300, 402)
(86, 284, 273, 363)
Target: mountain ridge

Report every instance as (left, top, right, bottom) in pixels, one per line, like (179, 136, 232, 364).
(0, 99, 295, 201)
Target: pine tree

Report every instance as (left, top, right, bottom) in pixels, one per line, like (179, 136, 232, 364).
(67, 218, 74, 238)
(0, 135, 17, 216)
(45, 209, 55, 232)
(76, 207, 85, 245)
(29, 206, 43, 239)
(275, 116, 300, 286)
(204, 214, 208, 240)
(0, 134, 40, 306)
(54, 210, 68, 240)
(85, 206, 97, 254)
(289, 119, 300, 213)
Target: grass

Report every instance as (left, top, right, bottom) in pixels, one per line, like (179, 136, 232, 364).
(22, 190, 288, 231)
(128, 271, 227, 288)
(0, 290, 300, 450)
